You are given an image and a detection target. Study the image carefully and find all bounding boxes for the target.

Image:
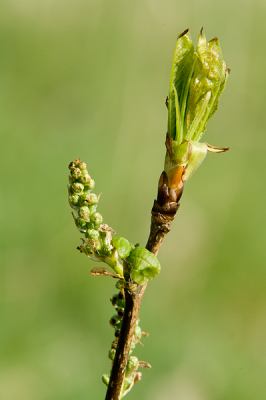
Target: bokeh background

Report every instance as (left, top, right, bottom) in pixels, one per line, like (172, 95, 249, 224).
(1, 0, 266, 399)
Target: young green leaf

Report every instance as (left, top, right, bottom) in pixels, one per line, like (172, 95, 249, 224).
(126, 247, 161, 285)
(112, 237, 134, 259)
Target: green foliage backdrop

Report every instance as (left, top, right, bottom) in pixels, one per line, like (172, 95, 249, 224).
(1, 1, 266, 399)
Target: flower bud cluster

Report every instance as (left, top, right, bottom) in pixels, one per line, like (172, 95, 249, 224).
(68, 159, 123, 276)
(102, 280, 148, 397)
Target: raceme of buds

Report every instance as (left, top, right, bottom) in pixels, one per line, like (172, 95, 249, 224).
(68, 158, 124, 276)
(165, 28, 230, 195)
(68, 159, 161, 284)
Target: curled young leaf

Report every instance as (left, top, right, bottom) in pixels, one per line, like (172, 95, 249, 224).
(126, 247, 161, 285)
(112, 237, 134, 259)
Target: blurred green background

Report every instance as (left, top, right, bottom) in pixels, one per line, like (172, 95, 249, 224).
(1, 0, 266, 399)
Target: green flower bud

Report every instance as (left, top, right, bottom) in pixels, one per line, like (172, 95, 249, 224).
(68, 161, 76, 170)
(85, 178, 95, 192)
(85, 229, 100, 241)
(75, 217, 87, 232)
(90, 212, 103, 228)
(115, 279, 125, 291)
(81, 193, 98, 206)
(86, 221, 94, 230)
(126, 356, 138, 377)
(111, 293, 125, 308)
(71, 167, 81, 180)
(108, 349, 116, 361)
(78, 161, 87, 171)
(134, 325, 142, 340)
(102, 374, 110, 387)
(78, 206, 90, 221)
(109, 314, 121, 327)
(72, 182, 84, 193)
(117, 308, 124, 318)
(80, 173, 91, 185)
(69, 194, 79, 206)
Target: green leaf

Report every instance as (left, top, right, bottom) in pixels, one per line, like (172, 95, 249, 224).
(168, 30, 195, 143)
(126, 247, 161, 285)
(112, 237, 134, 259)
(186, 34, 229, 142)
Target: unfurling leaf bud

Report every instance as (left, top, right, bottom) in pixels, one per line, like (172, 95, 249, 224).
(164, 28, 229, 190)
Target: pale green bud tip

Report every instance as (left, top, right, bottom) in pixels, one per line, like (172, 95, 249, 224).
(168, 28, 230, 145)
(102, 374, 110, 387)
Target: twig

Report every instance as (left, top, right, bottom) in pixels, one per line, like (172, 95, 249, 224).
(105, 156, 183, 400)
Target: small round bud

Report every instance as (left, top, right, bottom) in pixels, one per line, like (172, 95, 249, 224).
(128, 341, 135, 355)
(117, 308, 124, 318)
(76, 217, 87, 231)
(90, 212, 103, 228)
(70, 194, 79, 205)
(80, 173, 91, 185)
(79, 206, 90, 221)
(72, 182, 84, 193)
(85, 229, 100, 241)
(118, 291, 124, 300)
(111, 294, 119, 306)
(71, 168, 81, 180)
(86, 179, 95, 191)
(78, 161, 87, 171)
(81, 193, 98, 206)
(134, 325, 141, 339)
(108, 349, 116, 361)
(126, 356, 138, 377)
(102, 374, 110, 387)
(115, 280, 125, 291)
(109, 314, 120, 327)
(68, 161, 75, 170)
(115, 329, 121, 338)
